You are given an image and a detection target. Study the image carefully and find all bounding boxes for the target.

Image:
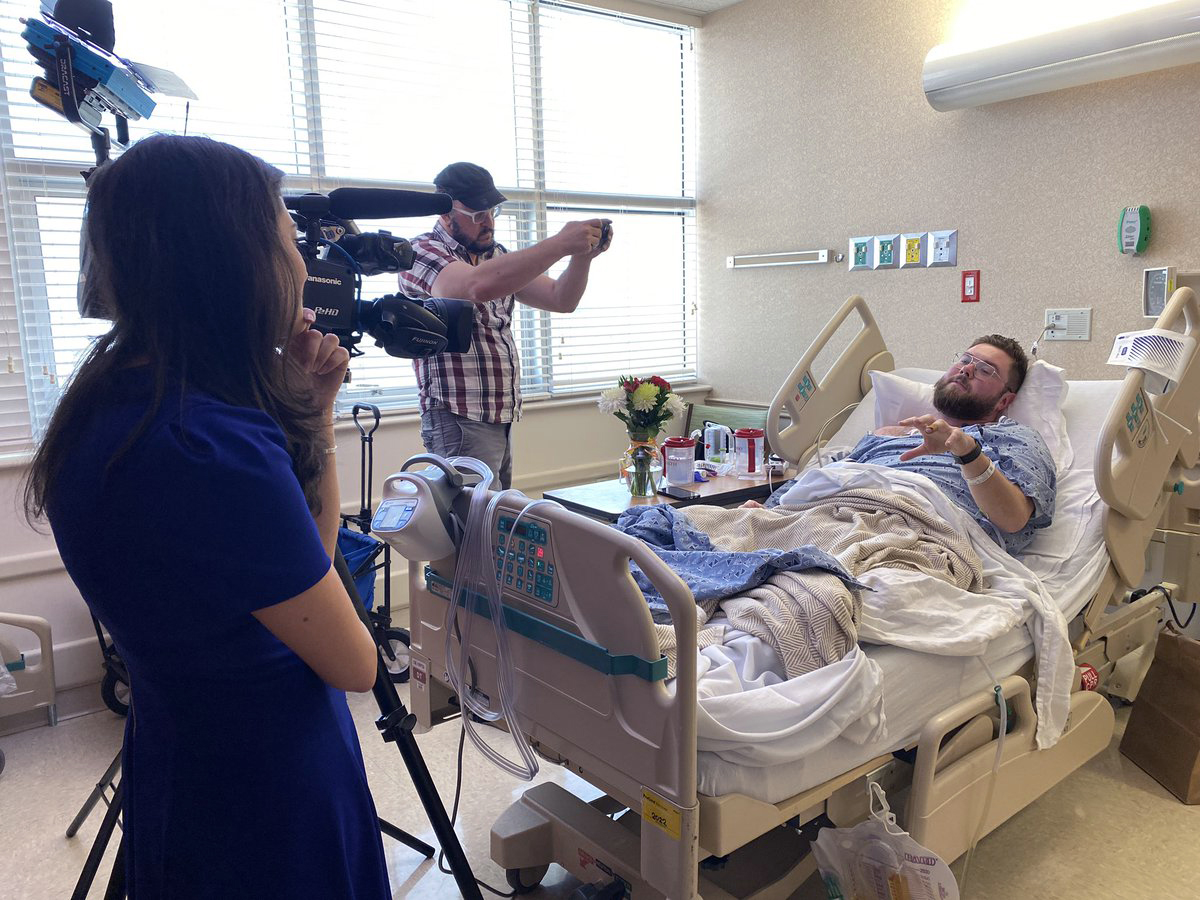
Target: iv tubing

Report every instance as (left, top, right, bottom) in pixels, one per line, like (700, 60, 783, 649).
(442, 456, 549, 781)
(957, 657, 1008, 894)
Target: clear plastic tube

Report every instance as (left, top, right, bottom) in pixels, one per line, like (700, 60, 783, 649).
(442, 456, 552, 781)
(957, 657, 1008, 893)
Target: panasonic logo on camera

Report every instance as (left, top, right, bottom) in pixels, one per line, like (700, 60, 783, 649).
(307, 274, 343, 286)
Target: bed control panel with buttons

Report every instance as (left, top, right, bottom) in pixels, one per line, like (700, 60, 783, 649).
(495, 516, 557, 606)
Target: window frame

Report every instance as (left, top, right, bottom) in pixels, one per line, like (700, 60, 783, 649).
(0, 0, 697, 452)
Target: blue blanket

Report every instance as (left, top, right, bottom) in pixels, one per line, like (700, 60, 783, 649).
(613, 505, 865, 623)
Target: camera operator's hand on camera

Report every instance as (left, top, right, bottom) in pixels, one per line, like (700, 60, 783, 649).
(556, 219, 613, 258)
(290, 308, 350, 411)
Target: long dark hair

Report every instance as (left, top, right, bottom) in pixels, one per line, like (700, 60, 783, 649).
(23, 134, 327, 523)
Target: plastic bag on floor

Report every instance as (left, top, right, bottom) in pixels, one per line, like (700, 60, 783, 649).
(812, 782, 959, 900)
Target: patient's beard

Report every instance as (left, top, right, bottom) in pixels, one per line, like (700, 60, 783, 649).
(933, 376, 998, 421)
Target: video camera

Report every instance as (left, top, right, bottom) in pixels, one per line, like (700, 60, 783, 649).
(285, 189, 474, 359)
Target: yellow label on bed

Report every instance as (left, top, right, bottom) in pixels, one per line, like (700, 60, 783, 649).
(641, 789, 681, 840)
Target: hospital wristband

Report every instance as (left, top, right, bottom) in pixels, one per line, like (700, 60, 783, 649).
(964, 457, 997, 486)
(953, 438, 982, 465)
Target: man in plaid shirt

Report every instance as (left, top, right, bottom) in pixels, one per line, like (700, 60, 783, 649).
(399, 162, 613, 489)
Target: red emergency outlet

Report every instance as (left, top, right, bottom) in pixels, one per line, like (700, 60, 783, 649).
(962, 269, 980, 303)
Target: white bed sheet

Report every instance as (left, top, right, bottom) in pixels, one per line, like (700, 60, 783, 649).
(693, 376, 1120, 803)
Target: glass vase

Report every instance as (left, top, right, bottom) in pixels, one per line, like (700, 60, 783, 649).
(619, 430, 663, 497)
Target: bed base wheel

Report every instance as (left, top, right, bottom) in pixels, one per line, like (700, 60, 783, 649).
(506, 865, 549, 893)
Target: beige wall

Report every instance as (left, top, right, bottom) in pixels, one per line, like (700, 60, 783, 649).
(697, 0, 1200, 402)
(0, 392, 696, 691)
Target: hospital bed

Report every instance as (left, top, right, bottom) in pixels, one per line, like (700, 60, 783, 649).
(397, 288, 1200, 899)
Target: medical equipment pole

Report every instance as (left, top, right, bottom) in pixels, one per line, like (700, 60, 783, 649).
(332, 551, 484, 900)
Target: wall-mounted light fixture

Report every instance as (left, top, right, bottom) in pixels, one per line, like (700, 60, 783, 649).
(923, 1, 1200, 111)
(726, 249, 829, 269)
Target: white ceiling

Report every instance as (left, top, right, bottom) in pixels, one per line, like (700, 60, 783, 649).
(638, 0, 744, 14)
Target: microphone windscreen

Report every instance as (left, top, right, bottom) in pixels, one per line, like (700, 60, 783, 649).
(53, 0, 116, 52)
(283, 193, 330, 216)
(327, 188, 451, 220)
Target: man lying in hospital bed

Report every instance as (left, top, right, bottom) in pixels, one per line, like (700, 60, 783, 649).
(615, 332, 1077, 778)
(759, 335, 1056, 554)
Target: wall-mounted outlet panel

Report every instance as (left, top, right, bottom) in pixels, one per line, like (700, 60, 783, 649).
(961, 269, 980, 302)
(873, 234, 900, 269)
(928, 229, 958, 267)
(1044, 308, 1092, 341)
(849, 236, 872, 271)
(899, 232, 927, 268)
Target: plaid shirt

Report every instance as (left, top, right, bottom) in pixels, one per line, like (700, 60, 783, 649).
(398, 222, 521, 423)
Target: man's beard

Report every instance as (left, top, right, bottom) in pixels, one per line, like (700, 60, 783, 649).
(448, 219, 495, 254)
(933, 375, 1001, 421)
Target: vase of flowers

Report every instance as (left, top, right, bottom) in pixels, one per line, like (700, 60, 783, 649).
(598, 375, 686, 497)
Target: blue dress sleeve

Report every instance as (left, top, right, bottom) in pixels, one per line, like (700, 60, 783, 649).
(136, 400, 332, 617)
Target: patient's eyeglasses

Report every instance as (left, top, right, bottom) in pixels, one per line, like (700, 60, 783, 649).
(951, 351, 1004, 383)
(452, 204, 502, 224)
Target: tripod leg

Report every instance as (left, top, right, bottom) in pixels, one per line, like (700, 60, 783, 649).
(103, 832, 127, 900)
(333, 549, 483, 900)
(66, 749, 122, 838)
(378, 817, 434, 857)
(384, 700, 483, 900)
(71, 777, 124, 900)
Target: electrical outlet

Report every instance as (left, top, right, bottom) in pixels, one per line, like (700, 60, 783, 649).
(928, 229, 958, 267)
(899, 232, 927, 268)
(961, 269, 980, 302)
(1044, 308, 1092, 341)
(849, 236, 872, 271)
(873, 234, 900, 269)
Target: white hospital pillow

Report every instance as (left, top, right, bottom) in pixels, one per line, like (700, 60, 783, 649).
(870, 361, 1073, 471)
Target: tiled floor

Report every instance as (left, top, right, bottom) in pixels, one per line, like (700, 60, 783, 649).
(2, 687, 1197, 898)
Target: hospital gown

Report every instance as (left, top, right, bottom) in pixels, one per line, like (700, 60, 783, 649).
(843, 417, 1055, 555)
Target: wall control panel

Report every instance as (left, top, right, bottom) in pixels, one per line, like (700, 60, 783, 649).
(849, 229, 956, 270)
(1044, 308, 1092, 341)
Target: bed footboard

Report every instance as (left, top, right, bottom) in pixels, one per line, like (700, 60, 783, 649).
(405, 491, 701, 898)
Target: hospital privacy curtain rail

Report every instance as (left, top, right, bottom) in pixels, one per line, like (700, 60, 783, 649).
(0, 0, 698, 454)
(425, 569, 668, 682)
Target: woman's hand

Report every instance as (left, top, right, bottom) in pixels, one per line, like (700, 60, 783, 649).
(896, 415, 974, 462)
(289, 309, 350, 413)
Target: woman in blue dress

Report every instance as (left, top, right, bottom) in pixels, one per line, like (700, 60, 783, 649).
(23, 135, 391, 898)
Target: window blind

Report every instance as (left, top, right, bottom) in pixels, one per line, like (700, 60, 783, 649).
(0, 0, 696, 453)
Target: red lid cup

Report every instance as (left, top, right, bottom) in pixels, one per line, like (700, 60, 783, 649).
(663, 435, 696, 448)
(733, 428, 764, 438)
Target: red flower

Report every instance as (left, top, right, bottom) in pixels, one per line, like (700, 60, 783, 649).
(622, 379, 640, 393)
(648, 375, 671, 392)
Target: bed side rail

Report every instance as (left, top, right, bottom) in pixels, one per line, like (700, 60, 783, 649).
(406, 491, 700, 898)
(1097, 286, 1200, 586)
(767, 295, 893, 466)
